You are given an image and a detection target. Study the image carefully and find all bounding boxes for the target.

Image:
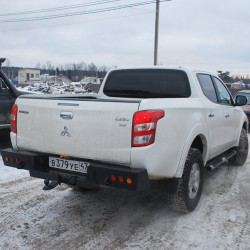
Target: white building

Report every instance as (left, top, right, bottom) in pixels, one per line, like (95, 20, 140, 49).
(18, 68, 40, 83)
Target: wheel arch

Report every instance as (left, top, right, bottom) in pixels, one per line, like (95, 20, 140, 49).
(236, 118, 248, 146)
(243, 121, 248, 133)
(175, 124, 208, 178)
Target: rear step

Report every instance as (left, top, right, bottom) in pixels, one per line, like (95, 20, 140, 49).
(206, 149, 236, 171)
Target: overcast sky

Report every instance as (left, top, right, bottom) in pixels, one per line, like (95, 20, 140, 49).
(0, 0, 249, 74)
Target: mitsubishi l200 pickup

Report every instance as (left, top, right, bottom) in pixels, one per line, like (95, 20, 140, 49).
(2, 67, 248, 212)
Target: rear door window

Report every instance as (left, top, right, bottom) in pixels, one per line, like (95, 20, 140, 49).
(104, 69, 191, 98)
(197, 74, 218, 102)
(212, 77, 233, 105)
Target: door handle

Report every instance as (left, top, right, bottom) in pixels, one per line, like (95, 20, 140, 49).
(60, 111, 74, 119)
(225, 114, 230, 118)
(208, 113, 215, 118)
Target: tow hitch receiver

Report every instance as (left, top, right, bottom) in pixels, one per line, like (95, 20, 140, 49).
(43, 180, 59, 190)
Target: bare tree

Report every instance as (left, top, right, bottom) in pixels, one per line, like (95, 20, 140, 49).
(46, 61, 54, 75)
(5, 58, 11, 79)
(79, 61, 87, 71)
(36, 62, 41, 69)
(88, 63, 97, 77)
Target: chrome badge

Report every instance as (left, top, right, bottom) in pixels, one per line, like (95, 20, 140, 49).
(115, 117, 129, 127)
(115, 117, 130, 122)
(61, 126, 71, 137)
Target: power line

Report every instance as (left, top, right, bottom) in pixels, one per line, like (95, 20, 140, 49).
(0, 0, 121, 17)
(0, 10, 155, 32)
(0, 0, 169, 23)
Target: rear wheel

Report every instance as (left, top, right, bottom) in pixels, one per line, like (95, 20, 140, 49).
(167, 148, 204, 213)
(230, 128, 248, 166)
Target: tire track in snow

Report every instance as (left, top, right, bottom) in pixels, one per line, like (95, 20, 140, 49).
(235, 163, 250, 250)
(215, 165, 238, 195)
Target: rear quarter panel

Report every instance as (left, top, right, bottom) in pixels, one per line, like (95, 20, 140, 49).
(131, 98, 208, 178)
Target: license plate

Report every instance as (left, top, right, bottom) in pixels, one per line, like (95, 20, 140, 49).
(49, 156, 89, 173)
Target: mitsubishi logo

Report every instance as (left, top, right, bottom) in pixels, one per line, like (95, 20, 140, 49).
(61, 126, 71, 137)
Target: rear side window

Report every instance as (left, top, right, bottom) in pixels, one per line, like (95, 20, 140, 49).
(104, 69, 191, 98)
(212, 77, 232, 105)
(197, 74, 217, 102)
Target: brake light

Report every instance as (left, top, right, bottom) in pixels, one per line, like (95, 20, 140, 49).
(126, 178, 132, 184)
(111, 175, 116, 182)
(118, 177, 124, 183)
(132, 110, 164, 147)
(109, 175, 133, 185)
(10, 104, 18, 133)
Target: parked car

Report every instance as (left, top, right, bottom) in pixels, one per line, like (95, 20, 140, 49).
(0, 58, 25, 132)
(234, 90, 250, 125)
(80, 77, 101, 85)
(231, 81, 246, 89)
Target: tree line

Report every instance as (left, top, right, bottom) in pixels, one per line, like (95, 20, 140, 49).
(2, 60, 109, 82)
(2, 59, 249, 84)
(217, 70, 250, 84)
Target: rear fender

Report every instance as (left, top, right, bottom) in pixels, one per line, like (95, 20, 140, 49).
(175, 124, 208, 178)
(10, 132, 18, 150)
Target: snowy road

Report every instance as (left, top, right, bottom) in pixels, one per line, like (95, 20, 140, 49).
(0, 141, 249, 250)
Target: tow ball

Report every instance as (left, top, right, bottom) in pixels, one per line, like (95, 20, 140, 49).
(43, 179, 59, 190)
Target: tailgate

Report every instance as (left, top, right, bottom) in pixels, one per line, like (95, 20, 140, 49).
(15, 97, 140, 165)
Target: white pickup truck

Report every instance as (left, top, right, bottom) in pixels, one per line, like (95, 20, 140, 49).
(2, 67, 249, 212)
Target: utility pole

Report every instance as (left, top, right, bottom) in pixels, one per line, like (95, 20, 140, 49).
(154, 0, 160, 65)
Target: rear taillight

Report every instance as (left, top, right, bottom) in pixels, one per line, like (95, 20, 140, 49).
(10, 104, 18, 133)
(132, 110, 164, 147)
(109, 175, 133, 185)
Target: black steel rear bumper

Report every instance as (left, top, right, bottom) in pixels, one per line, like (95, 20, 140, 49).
(1, 148, 150, 191)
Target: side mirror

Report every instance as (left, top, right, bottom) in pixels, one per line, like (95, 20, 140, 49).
(235, 95, 248, 106)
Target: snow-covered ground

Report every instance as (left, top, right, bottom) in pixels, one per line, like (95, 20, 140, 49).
(0, 141, 249, 249)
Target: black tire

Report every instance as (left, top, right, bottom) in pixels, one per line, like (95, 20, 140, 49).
(230, 128, 248, 166)
(167, 148, 204, 213)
